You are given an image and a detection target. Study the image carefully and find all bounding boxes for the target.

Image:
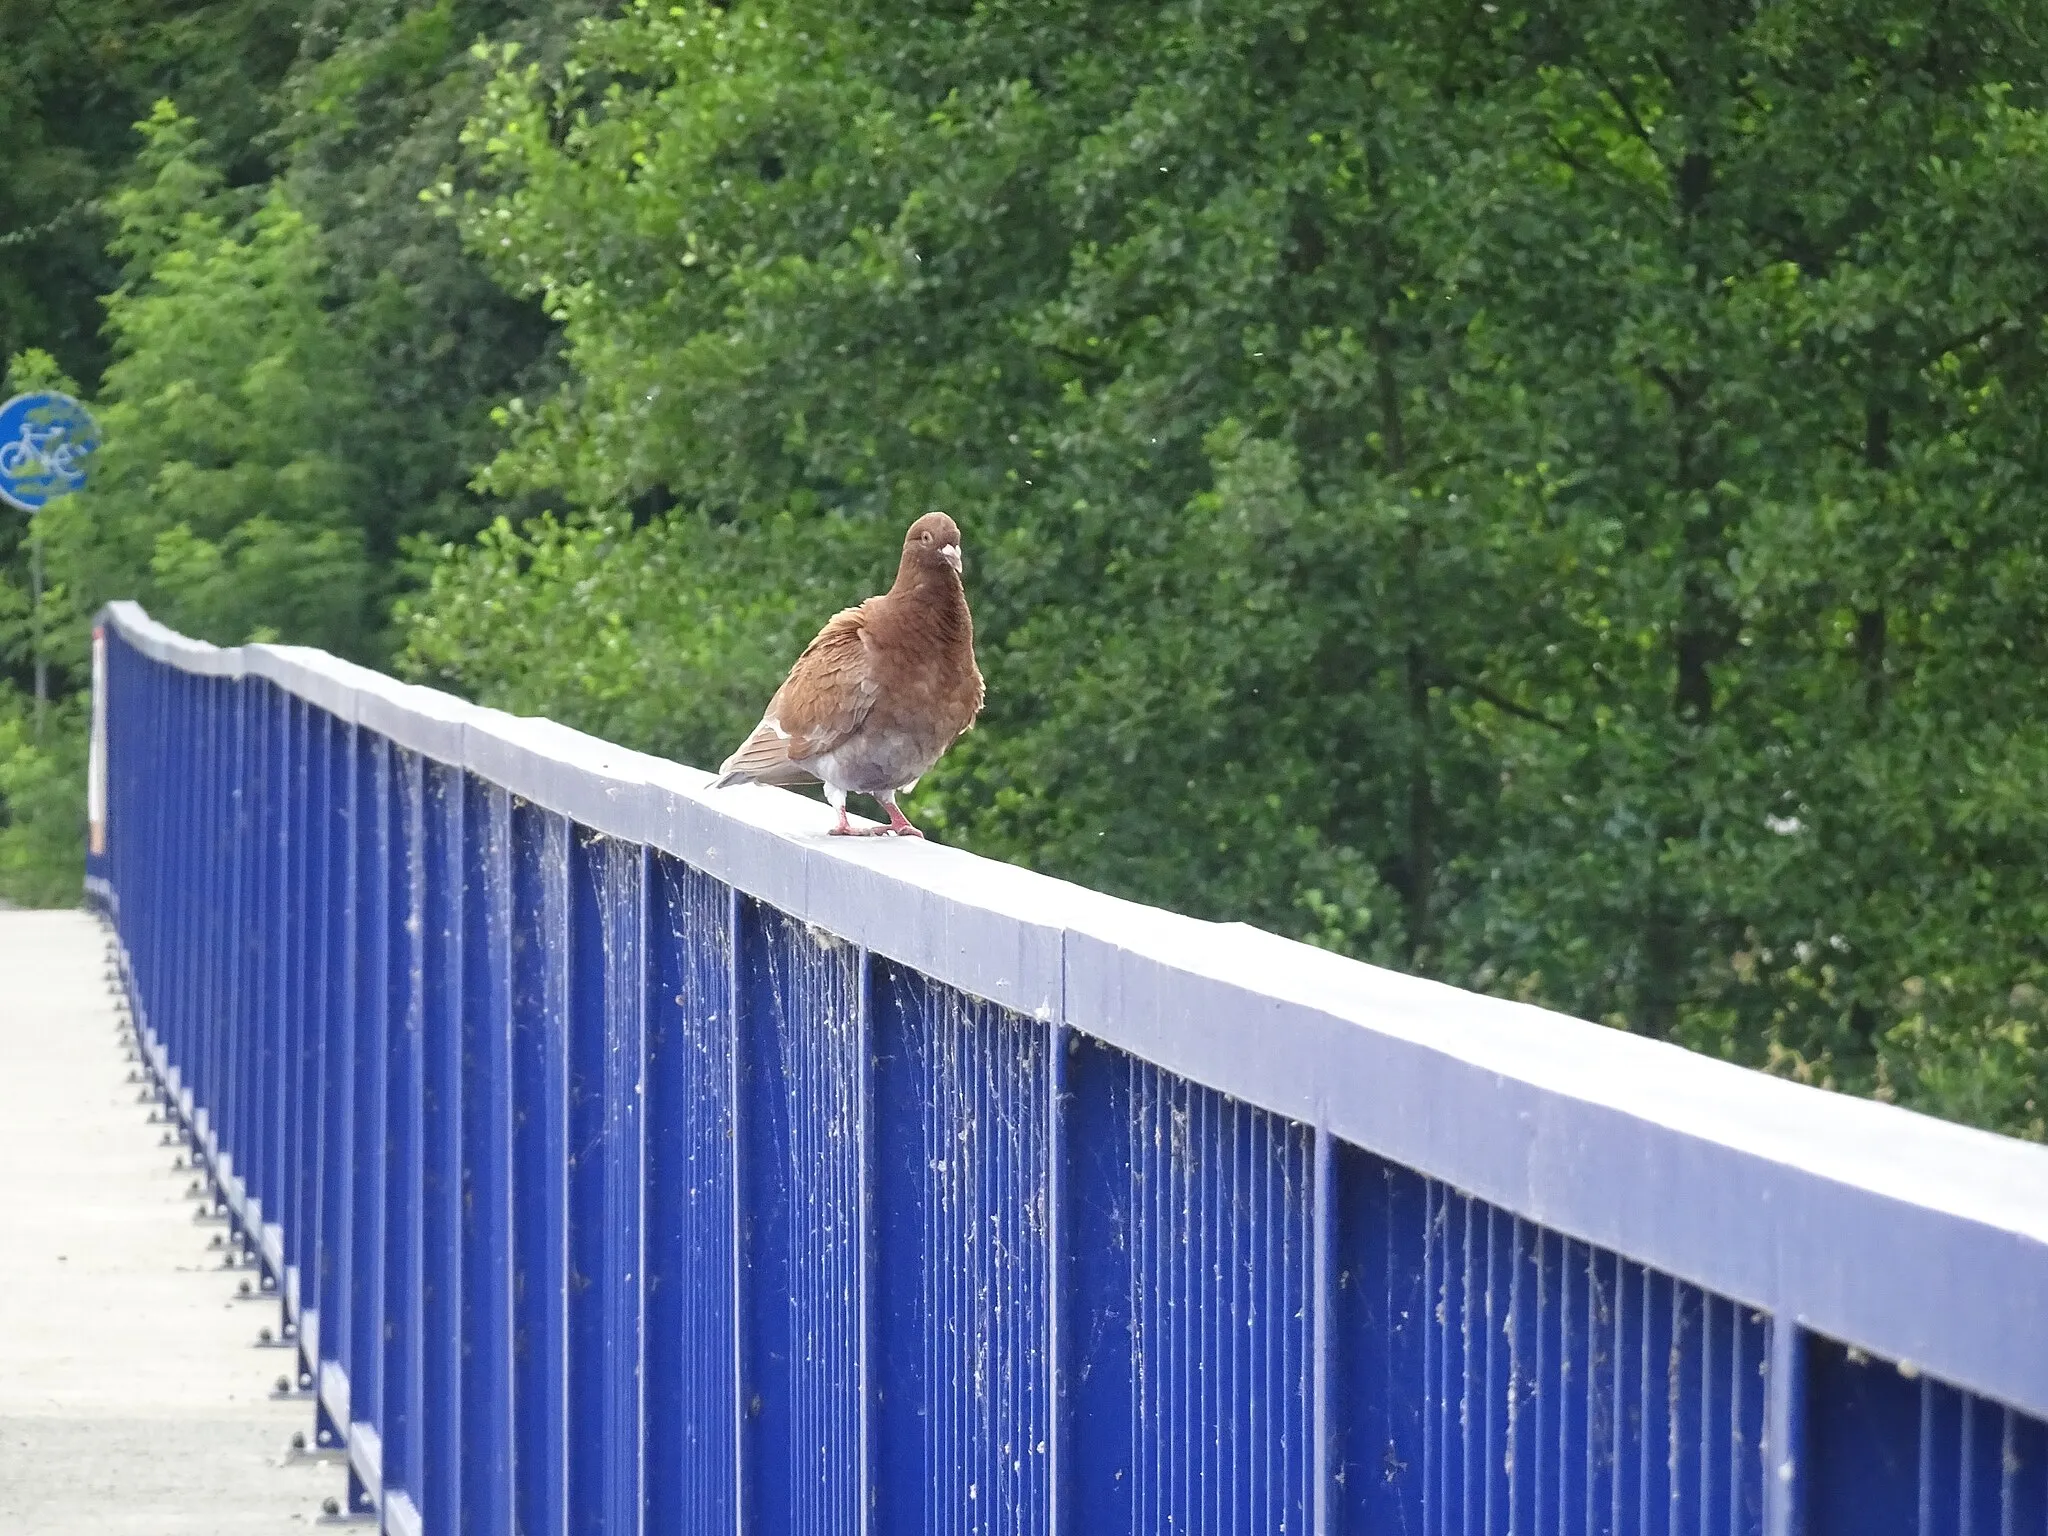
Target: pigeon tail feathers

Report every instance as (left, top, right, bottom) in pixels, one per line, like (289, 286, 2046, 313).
(712, 715, 817, 789)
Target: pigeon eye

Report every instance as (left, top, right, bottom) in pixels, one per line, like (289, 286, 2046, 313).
(920, 531, 933, 544)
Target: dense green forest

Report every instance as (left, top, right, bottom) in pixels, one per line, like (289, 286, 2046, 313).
(7, 0, 2048, 1136)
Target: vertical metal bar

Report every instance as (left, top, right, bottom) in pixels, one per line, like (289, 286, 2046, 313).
(567, 829, 648, 1536)
(314, 712, 356, 1455)
(1047, 1017, 1069, 1536)
(642, 856, 738, 1535)
(1765, 1316, 1807, 1536)
(347, 731, 392, 1513)
(421, 761, 463, 1534)
(511, 802, 570, 1536)
(856, 948, 875, 1536)
(269, 682, 293, 1288)
(382, 750, 426, 1508)
(1312, 1122, 1333, 1536)
(727, 882, 747, 1536)
(460, 777, 515, 1533)
(289, 699, 322, 1370)
(276, 692, 301, 1309)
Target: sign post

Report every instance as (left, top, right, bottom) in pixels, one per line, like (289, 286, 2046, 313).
(0, 390, 100, 738)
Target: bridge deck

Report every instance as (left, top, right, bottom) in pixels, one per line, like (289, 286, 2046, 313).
(0, 909, 339, 1533)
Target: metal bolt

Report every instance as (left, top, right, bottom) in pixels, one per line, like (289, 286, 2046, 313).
(258, 1326, 273, 1343)
(171, 1156, 184, 1170)
(238, 1279, 252, 1297)
(290, 1431, 306, 1451)
(208, 1234, 223, 1249)
(322, 1497, 341, 1518)
(275, 1374, 290, 1394)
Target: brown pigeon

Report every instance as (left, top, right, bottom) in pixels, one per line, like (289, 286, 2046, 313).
(711, 512, 984, 837)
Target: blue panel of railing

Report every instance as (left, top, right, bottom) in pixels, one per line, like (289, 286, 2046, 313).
(85, 600, 2048, 1536)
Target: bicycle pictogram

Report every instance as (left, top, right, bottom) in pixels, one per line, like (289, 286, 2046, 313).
(0, 392, 99, 512)
(0, 419, 88, 487)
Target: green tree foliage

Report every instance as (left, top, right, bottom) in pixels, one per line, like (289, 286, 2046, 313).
(277, 0, 598, 552)
(0, 0, 2042, 1137)
(0, 0, 583, 900)
(37, 104, 378, 660)
(0, 0, 309, 389)
(400, 0, 2048, 1134)
(0, 693, 87, 909)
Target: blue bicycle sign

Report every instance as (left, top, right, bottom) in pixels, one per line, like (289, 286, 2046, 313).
(0, 391, 99, 513)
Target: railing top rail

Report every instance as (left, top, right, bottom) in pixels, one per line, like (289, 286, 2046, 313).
(100, 598, 2048, 1420)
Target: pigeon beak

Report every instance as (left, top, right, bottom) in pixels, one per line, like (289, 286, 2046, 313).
(939, 543, 962, 573)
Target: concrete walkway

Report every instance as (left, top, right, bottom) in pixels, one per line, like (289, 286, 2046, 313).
(0, 910, 343, 1532)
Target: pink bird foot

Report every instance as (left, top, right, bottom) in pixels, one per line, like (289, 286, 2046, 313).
(882, 801, 926, 839)
(829, 806, 892, 837)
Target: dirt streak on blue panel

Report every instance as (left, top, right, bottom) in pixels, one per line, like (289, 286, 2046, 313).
(383, 750, 426, 1502)
(316, 714, 357, 1442)
(1063, 1036, 1313, 1535)
(871, 962, 1052, 1536)
(1484, 1211, 1515, 1533)
(1733, 1303, 1767, 1536)
(644, 857, 737, 1536)
(512, 802, 571, 1536)
(349, 731, 391, 1461)
(461, 777, 515, 1532)
(735, 899, 863, 1536)
(419, 761, 463, 1532)
(567, 831, 646, 1535)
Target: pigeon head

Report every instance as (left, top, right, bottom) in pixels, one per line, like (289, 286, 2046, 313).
(902, 512, 964, 576)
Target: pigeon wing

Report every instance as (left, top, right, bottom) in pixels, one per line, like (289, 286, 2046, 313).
(713, 605, 878, 787)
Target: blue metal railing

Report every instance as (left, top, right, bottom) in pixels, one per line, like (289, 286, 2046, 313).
(85, 599, 2048, 1535)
